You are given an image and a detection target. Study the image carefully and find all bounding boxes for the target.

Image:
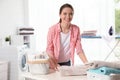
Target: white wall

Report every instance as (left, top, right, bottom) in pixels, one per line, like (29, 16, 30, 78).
(0, 0, 26, 40)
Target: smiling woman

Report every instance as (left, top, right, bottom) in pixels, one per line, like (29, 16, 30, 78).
(46, 3, 88, 70)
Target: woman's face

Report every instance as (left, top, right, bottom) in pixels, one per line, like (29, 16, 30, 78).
(60, 7, 74, 24)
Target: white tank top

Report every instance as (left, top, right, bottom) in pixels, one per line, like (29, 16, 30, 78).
(58, 31, 71, 63)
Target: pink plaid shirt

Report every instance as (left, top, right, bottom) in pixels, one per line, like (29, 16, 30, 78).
(46, 23, 83, 65)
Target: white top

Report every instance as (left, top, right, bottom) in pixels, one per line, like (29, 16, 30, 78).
(58, 31, 71, 63)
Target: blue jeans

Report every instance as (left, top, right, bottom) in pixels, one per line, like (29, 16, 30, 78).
(58, 60, 71, 66)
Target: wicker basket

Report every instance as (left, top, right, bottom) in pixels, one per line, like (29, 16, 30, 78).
(27, 59, 49, 75)
(27, 51, 50, 75)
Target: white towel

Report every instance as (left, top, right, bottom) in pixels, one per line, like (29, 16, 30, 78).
(85, 60, 120, 69)
(59, 65, 88, 76)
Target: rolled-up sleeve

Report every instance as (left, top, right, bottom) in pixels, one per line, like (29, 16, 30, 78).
(46, 27, 54, 56)
(75, 27, 83, 54)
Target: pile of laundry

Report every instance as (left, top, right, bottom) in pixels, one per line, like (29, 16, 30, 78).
(86, 60, 120, 80)
(59, 60, 120, 77)
(59, 65, 88, 76)
(86, 60, 120, 75)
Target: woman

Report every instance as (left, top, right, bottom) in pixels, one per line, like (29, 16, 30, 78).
(46, 3, 88, 70)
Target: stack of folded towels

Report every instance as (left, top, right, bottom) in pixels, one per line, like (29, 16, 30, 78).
(59, 60, 120, 77)
(18, 27, 34, 35)
(59, 65, 88, 76)
(86, 60, 120, 75)
(81, 30, 97, 36)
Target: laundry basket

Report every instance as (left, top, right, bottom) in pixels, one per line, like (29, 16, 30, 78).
(27, 52, 50, 75)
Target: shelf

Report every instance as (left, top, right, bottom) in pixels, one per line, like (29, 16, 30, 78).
(81, 35, 102, 39)
(81, 35, 120, 39)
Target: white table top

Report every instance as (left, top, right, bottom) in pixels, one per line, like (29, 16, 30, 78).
(22, 70, 87, 80)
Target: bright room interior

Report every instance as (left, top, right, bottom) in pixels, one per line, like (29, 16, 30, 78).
(0, 0, 120, 80)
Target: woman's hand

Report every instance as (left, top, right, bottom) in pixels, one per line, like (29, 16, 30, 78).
(78, 52, 88, 64)
(48, 56, 59, 71)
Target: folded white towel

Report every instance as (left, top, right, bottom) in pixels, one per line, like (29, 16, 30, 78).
(59, 65, 88, 76)
(85, 61, 120, 69)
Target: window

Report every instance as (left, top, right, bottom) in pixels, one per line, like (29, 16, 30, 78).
(115, 0, 120, 34)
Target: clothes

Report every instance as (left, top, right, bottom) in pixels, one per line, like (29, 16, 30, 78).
(58, 60, 71, 66)
(88, 66, 120, 75)
(46, 23, 83, 65)
(86, 60, 120, 69)
(59, 65, 88, 76)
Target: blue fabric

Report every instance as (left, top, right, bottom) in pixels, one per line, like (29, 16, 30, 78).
(88, 67, 120, 75)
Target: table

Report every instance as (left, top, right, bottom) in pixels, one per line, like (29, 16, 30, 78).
(22, 70, 87, 80)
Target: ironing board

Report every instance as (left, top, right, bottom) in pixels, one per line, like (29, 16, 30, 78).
(104, 36, 120, 60)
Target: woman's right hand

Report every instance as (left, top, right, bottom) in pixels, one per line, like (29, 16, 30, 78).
(48, 56, 59, 71)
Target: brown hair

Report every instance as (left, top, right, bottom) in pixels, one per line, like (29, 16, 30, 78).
(59, 3, 74, 23)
